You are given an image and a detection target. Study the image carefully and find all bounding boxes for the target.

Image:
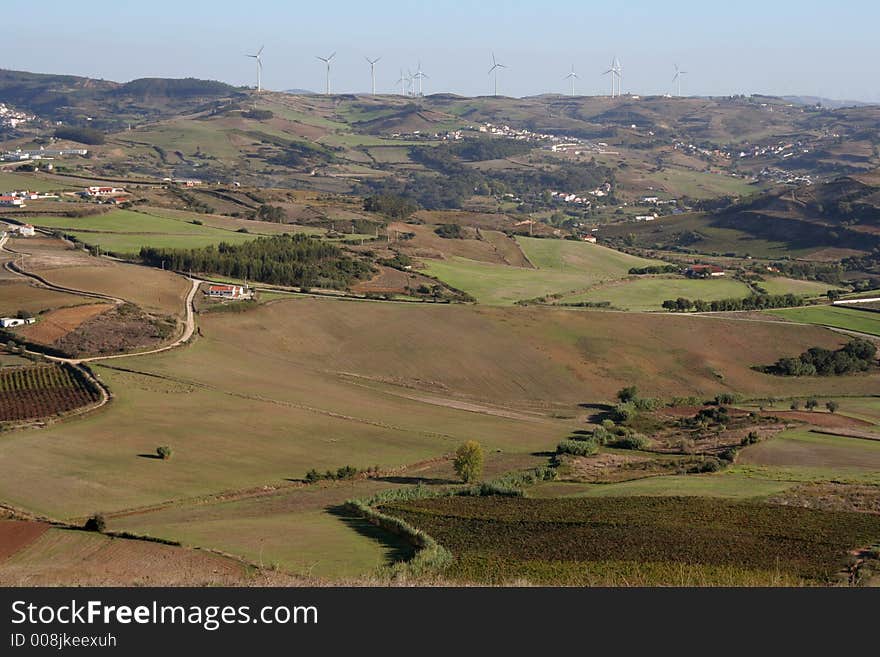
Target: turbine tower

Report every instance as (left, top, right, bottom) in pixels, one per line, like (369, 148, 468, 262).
(396, 69, 407, 96)
(488, 52, 507, 97)
(246, 46, 264, 92)
(413, 61, 428, 96)
(564, 64, 579, 96)
(672, 64, 688, 97)
(316, 52, 336, 95)
(365, 56, 381, 95)
(602, 56, 622, 97)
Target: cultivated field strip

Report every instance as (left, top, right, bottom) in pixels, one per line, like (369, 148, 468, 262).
(0, 364, 102, 422)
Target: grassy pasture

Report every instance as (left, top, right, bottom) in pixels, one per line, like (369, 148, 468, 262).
(422, 238, 661, 305)
(0, 171, 74, 193)
(0, 282, 93, 316)
(765, 305, 880, 337)
(640, 167, 759, 200)
(559, 276, 751, 311)
(383, 496, 880, 583)
(759, 277, 838, 297)
(28, 209, 260, 255)
(738, 428, 880, 471)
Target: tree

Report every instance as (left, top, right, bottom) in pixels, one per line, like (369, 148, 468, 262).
(156, 445, 173, 460)
(453, 440, 484, 483)
(826, 401, 839, 414)
(790, 400, 801, 410)
(84, 513, 106, 532)
(617, 386, 638, 403)
(805, 398, 818, 411)
(826, 289, 841, 301)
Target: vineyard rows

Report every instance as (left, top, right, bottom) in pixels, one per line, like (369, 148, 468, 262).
(0, 364, 101, 422)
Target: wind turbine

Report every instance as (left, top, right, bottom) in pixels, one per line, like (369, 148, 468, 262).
(602, 56, 622, 97)
(396, 68, 407, 96)
(564, 64, 579, 96)
(246, 46, 264, 92)
(672, 64, 688, 97)
(488, 52, 507, 97)
(316, 52, 336, 95)
(365, 56, 381, 95)
(413, 61, 428, 96)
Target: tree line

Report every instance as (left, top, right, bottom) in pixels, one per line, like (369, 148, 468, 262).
(139, 234, 372, 289)
(762, 339, 876, 377)
(662, 293, 804, 313)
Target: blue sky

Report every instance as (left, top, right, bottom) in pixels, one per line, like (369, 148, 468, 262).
(2, 0, 878, 100)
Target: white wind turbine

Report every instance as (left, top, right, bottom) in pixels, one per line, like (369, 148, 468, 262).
(602, 56, 622, 97)
(413, 61, 428, 96)
(564, 64, 579, 96)
(316, 52, 336, 95)
(246, 46, 264, 92)
(488, 52, 507, 97)
(673, 64, 688, 97)
(365, 56, 381, 95)
(396, 68, 407, 96)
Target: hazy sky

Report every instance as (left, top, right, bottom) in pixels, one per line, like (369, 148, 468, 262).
(2, 0, 878, 101)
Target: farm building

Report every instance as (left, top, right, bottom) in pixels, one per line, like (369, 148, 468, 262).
(84, 186, 126, 197)
(685, 265, 725, 278)
(0, 195, 25, 207)
(582, 235, 598, 243)
(11, 224, 35, 236)
(205, 284, 252, 300)
(0, 317, 36, 328)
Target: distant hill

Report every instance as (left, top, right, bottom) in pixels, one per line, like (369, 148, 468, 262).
(0, 69, 243, 130)
(782, 95, 876, 110)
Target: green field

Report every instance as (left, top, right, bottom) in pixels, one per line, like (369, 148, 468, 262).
(760, 277, 839, 297)
(28, 209, 261, 255)
(765, 305, 880, 337)
(559, 276, 751, 311)
(738, 428, 880, 471)
(641, 167, 761, 200)
(423, 238, 662, 305)
(0, 171, 74, 193)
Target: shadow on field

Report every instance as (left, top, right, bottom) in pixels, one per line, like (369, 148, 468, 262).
(136, 453, 163, 460)
(326, 504, 414, 564)
(374, 475, 459, 486)
(579, 402, 614, 424)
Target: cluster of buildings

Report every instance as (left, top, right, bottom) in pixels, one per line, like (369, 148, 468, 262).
(0, 147, 89, 162)
(79, 186, 130, 204)
(758, 167, 814, 186)
(0, 189, 59, 208)
(0, 316, 36, 328)
(0, 104, 34, 130)
(685, 264, 725, 278)
(673, 141, 732, 161)
(204, 284, 253, 301)
(549, 190, 592, 206)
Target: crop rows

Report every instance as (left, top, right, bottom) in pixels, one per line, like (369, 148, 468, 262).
(382, 496, 880, 583)
(0, 364, 101, 422)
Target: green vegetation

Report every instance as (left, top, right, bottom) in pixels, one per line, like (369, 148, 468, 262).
(765, 305, 880, 337)
(566, 277, 750, 311)
(156, 445, 173, 460)
(762, 339, 876, 376)
(662, 292, 804, 312)
(382, 496, 880, 583)
(453, 441, 485, 483)
(424, 238, 660, 305)
(54, 126, 105, 145)
(140, 234, 372, 289)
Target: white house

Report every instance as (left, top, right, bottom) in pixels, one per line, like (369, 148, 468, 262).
(0, 317, 35, 328)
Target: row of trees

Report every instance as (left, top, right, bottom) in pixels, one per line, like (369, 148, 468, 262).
(662, 293, 804, 313)
(139, 234, 372, 289)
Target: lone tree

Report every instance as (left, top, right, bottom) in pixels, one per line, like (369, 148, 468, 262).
(84, 513, 106, 533)
(617, 386, 639, 403)
(453, 440, 484, 483)
(156, 445, 173, 460)
(805, 398, 819, 412)
(826, 401, 839, 414)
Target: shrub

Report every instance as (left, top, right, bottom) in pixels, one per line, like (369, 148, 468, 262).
(611, 434, 649, 450)
(617, 386, 638, 403)
(156, 445, 172, 460)
(611, 402, 637, 424)
(556, 439, 599, 457)
(453, 440, 484, 483)
(790, 400, 801, 410)
(84, 513, 106, 532)
(591, 426, 613, 445)
(714, 392, 740, 405)
(826, 401, 839, 414)
(741, 431, 760, 446)
(805, 398, 819, 411)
